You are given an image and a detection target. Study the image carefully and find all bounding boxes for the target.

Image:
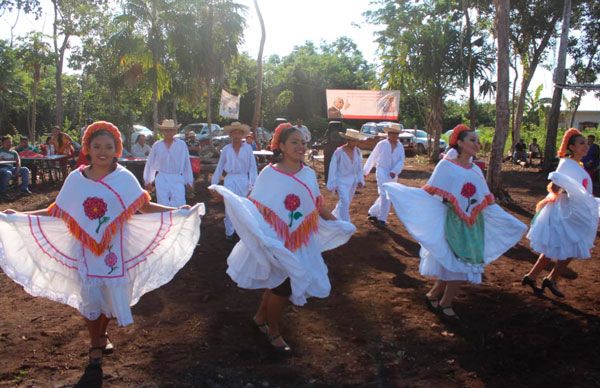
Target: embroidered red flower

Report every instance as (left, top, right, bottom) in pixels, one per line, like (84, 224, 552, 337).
(83, 197, 111, 233)
(284, 194, 301, 212)
(284, 194, 303, 227)
(460, 182, 478, 212)
(461, 183, 476, 198)
(583, 178, 589, 190)
(104, 246, 118, 274)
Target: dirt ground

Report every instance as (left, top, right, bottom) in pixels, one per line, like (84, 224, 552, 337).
(1, 157, 600, 387)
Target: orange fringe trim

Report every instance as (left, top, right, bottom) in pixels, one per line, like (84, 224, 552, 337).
(251, 199, 319, 252)
(535, 182, 560, 212)
(47, 192, 151, 256)
(422, 185, 495, 226)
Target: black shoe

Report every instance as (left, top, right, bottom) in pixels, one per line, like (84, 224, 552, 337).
(521, 275, 541, 294)
(19, 188, 33, 196)
(541, 278, 565, 298)
(367, 215, 377, 222)
(375, 220, 386, 228)
(267, 334, 292, 355)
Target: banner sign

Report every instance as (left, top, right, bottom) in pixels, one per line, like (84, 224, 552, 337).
(325, 89, 400, 120)
(219, 89, 240, 119)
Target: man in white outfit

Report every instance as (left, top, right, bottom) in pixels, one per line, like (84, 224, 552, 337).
(363, 124, 405, 227)
(295, 118, 311, 143)
(144, 119, 194, 207)
(211, 121, 258, 240)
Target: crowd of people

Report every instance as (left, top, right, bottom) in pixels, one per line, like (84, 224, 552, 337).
(0, 119, 598, 371)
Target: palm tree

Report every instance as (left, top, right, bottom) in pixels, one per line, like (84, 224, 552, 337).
(113, 0, 174, 128)
(16, 32, 53, 141)
(171, 0, 246, 132)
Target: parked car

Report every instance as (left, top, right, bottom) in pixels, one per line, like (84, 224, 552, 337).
(403, 128, 446, 154)
(130, 124, 153, 146)
(359, 121, 417, 154)
(175, 123, 223, 142)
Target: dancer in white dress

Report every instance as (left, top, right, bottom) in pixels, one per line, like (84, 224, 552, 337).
(0, 121, 204, 367)
(383, 124, 526, 321)
(144, 119, 194, 207)
(210, 126, 355, 353)
(327, 128, 366, 222)
(210, 122, 258, 240)
(363, 124, 405, 227)
(522, 128, 600, 298)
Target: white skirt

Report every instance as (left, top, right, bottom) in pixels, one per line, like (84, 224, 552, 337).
(210, 185, 356, 306)
(527, 172, 600, 260)
(0, 204, 204, 326)
(383, 183, 526, 284)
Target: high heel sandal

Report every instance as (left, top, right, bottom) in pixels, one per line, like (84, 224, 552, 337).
(267, 333, 292, 355)
(521, 275, 541, 294)
(100, 333, 114, 355)
(541, 278, 565, 298)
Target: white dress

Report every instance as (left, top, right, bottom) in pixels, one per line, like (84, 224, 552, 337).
(527, 158, 600, 260)
(143, 139, 194, 207)
(210, 164, 355, 305)
(327, 146, 365, 222)
(383, 159, 526, 283)
(363, 139, 405, 222)
(0, 165, 204, 326)
(211, 143, 258, 236)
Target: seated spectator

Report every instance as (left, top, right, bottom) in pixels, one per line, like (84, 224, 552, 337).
(0, 136, 32, 198)
(15, 137, 38, 153)
(131, 133, 152, 157)
(185, 130, 201, 156)
(245, 133, 257, 151)
(49, 125, 75, 178)
(513, 139, 527, 164)
(528, 138, 542, 165)
(582, 134, 600, 178)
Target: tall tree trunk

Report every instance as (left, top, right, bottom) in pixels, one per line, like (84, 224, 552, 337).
(569, 93, 582, 127)
(487, 0, 510, 200)
(511, 16, 559, 147)
(427, 90, 443, 163)
(172, 97, 178, 124)
(465, 7, 477, 130)
(29, 65, 39, 141)
(251, 0, 266, 148)
(509, 55, 518, 141)
(206, 79, 213, 139)
(544, 0, 572, 173)
(52, 0, 68, 127)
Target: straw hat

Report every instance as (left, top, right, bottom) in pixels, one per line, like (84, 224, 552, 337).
(339, 128, 367, 141)
(157, 119, 181, 131)
(224, 121, 251, 135)
(383, 123, 403, 133)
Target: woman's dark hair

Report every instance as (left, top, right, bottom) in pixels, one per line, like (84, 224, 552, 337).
(567, 134, 585, 156)
(450, 129, 476, 154)
(85, 129, 118, 167)
(273, 126, 301, 159)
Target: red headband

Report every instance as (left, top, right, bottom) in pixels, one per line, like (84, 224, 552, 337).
(449, 124, 472, 147)
(270, 123, 293, 151)
(557, 128, 582, 158)
(81, 121, 123, 157)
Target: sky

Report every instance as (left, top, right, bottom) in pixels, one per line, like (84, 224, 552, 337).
(0, 0, 598, 111)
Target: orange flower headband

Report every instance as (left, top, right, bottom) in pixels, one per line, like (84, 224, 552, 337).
(449, 124, 472, 147)
(557, 128, 582, 158)
(81, 121, 124, 157)
(270, 123, 293, 150)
